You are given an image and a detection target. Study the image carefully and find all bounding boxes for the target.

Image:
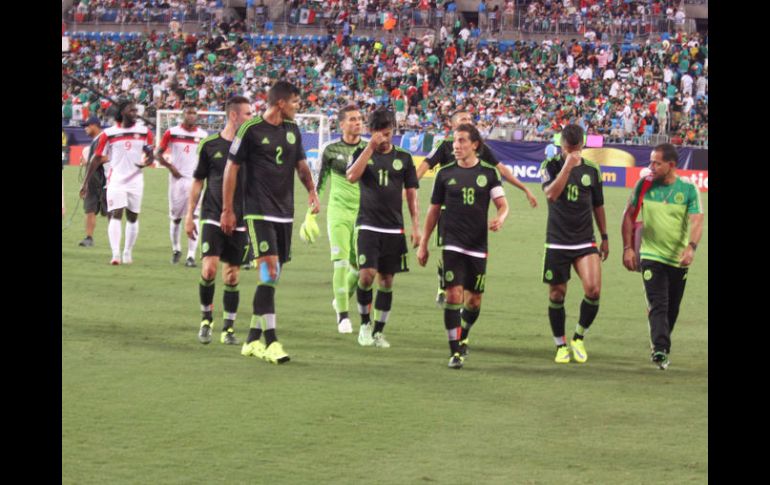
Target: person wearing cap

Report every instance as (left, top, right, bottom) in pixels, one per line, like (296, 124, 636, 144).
(78, 117, 109, 247)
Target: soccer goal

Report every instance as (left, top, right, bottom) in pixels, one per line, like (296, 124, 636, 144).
(295, 113, 331, 185)
(156, 109, 228, 145)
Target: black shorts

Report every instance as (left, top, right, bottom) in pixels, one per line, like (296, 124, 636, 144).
(542, 246, 600, 285)
(246, 219, 293, 264)
(356, 229, 409, 274)
(83, 172, 108, 216)
(442, 249, 488, 293)
(201, 222, 250, 265)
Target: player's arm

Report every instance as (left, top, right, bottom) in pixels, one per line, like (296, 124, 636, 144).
(297, 158, 320, 214)
(185, 178, 205, 240)
(314, 146, 331, 201)
(417, 203, 441, 266)
(680, 213, 704, 267)
(489, 192, 509, 232)
(347, 132, 385, 183)
(80, 132, 109, 198)
(593, 205, 609, 261)
(155, 130, 181, 178)
(496, 162, 538, 207)
(417, 139, 445, 179)
(543, 152, 581, 202)
(621, 199, 637, 271)
(406, 187, 421, 247)
(220, 159, 240, 235)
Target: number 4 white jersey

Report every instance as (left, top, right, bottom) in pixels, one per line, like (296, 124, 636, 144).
(94, 122, 154, 188)
(159, 125, 208, 178)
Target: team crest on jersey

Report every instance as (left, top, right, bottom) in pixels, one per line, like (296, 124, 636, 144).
(674, 192, 685, 204)
(259, 241, 269, 253)
(445, 271, 454, 282)
(393, 159, 403, 171)
(286, 132, 296, 145)
(261, 137, 270, 145)
(476, 175, 488, 187)
(581, 174, 591, 186)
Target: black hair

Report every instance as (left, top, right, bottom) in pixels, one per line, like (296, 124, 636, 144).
(338, 104, 361, 122)
(454, 123, 482, 146)
(226, 95, 251, 114)
(653, 143, 678, 163)
(561, 124, 584, 147)
(267, 80, 300, 106)
(114, 99, 133, 123)
(368, 108, 395, 131)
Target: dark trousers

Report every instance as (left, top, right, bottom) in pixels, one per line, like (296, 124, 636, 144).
(641, 260, 688, 353)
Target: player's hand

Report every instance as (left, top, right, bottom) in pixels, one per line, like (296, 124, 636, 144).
(308, 190, 320, 215)
(185, 215, 197, 240)
(599, 239, 609, 261)
(299, 211, 320, 244)
(622, 247, 637, 272)
(679, 245, 695, 267)
(79, 186, 87, 199)
(526, 190, 538, 208)
(564, 151, 582, 169)
(489, 216, 505, 232)
(417, 244, 429, 267)
(220, 209, 236, 235)
(170, 167, 182, 179)
(368, 130, 388, 148)
(411, 229, 422, 248)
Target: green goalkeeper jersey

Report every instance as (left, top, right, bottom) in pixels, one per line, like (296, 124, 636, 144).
(317, 137, 369, 217)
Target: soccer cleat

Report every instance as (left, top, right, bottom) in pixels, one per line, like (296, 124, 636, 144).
(78, 236, 94, 247)
(570, 338, 588, 363)
(458, 338, 470, 358)
(337, 317, 353, 334)
(220, 330, 239, 345)
(198, 320, 212, 344)
(435, 289, 446, 308)
(448, 352, 464, 369)
(171, 250, 181, 264)
(264, 341, 290, 364)
(358, 323, 374, 346)
(651, 351, 670, 370)
(372, 332, 391, 348)
(241, 340, 266, 359)
(184, 256, 197, 268)
(554, 345, 571, 364)
(122, 251, 133, 265)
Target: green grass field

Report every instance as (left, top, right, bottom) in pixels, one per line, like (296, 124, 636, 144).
(62, 166, 707, 484)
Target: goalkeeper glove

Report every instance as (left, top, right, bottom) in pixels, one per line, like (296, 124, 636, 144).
(299, 209, 320, 243)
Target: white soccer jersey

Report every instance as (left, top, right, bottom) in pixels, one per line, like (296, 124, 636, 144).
(159, 125, 208, 178)
(95, 122, 154, 188)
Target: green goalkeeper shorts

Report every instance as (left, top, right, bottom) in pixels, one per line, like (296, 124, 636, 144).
(327, 212, 358, 265)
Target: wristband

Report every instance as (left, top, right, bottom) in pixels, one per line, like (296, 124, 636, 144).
(688, 241, 698, 251)
(601, 233, 608, 241)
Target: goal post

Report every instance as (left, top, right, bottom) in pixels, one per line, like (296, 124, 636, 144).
(155, 109, 227, 147)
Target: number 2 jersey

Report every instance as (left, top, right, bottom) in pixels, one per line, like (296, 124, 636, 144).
(431, 161, 504, 258)
(540, 156, 604, 248)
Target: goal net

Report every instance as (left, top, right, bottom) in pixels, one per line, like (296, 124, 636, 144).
(156, 109, 227, 145)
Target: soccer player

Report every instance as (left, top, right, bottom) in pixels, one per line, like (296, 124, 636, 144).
(156, 106, 209, 267)
(540, 124, 608, 364)
(185, 96, 253, 345)
(346, 109, 421, 349)
(416, 109, 537, 306)
(221, 81, 320, 365)
(78, 117, 109, 247)
(303, 104, 369, 334)
(417, 124, 508, 369)
(621, 143, 703, 370)
(80, 101, 154, 265)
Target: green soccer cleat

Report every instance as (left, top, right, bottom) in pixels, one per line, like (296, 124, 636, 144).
(198, 320, 212, 344)
(651, 351, 670, 370)
(448, 352, 464, 369)
(372, 332, 391, 348)
(220, 329, 239, 345)
(570, 338, 588, 363)
(554, 345, 571, 364)
(241, 340, 266, 359)
(458, 338, 470, 358)
(264, 341, 290, 364)
(358, 323, 374, 346)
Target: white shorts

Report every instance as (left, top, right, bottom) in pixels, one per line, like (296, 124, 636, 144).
(106, 184, 143, 213)
(168, 177, 199, 219)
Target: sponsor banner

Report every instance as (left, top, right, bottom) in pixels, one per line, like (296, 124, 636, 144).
(626, 166, 708, 192)
(501, 162, 627, 187)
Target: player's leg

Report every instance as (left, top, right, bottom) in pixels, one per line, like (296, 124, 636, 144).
(665, 265, 689, 349)
(122, 188, 143, 264)
(328, 217, 354, 332)
(106, 186, 127, 264)
(444, 283, 464, 368)
(168, 180, 182, 264)
(641, 260, 672, 369)
(197, 253, 219, 344)
(369, 233, 410, 348)
(570, 250, 602, 363)
(355, 230, 378, 346)
(434, 210, 446, 306)
(371, 272, 394, 348)
(543, 248, 571, 363)
(218, 228, 249, 345)
(459, 255, 486, 356)
(345, 226, 360, 301)
(181, 179, 199, 267)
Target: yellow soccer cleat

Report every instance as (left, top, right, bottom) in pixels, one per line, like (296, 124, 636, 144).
(241, 340, 267, 359)
(554, 345, 571, 364)
(570, 338, 588, 363)
(264, 341, 291, 364)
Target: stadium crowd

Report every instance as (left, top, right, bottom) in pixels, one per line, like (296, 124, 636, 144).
(62, 6, 707, 146)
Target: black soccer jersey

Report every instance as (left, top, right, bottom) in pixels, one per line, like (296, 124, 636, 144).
(425, 136, 501, 169)
(354, 146, 419, 231)
(540, 156, 604, 247)
(194, 133, 245, 225)
(229, 116, 306, 221)
(431, 160, 503, 256)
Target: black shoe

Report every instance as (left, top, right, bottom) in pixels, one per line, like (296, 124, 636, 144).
(78, 236, 94, 247)
(185, 257, 197, 268)
(458, 340, 469, 358)
(448, 353, 464, 369)
(171, 250, 181, 264)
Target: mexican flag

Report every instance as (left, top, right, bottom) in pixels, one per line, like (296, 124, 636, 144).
(299, 8, 316, 24)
